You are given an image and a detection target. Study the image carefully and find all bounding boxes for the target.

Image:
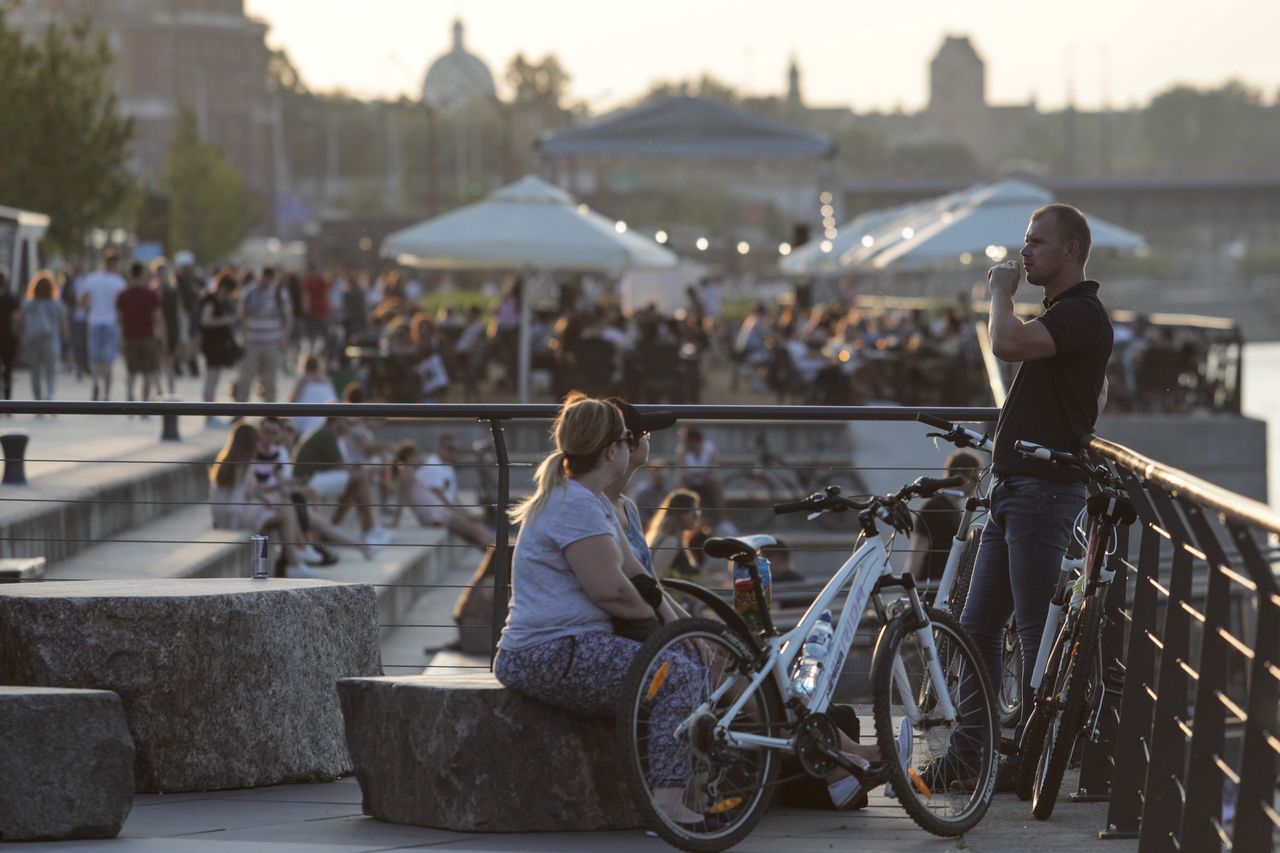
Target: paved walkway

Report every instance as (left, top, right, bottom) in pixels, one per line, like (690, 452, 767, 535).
(0, 773, 1130, 852)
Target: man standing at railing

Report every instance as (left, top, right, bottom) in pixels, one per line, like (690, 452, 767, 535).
(928, 203, 1113, 792)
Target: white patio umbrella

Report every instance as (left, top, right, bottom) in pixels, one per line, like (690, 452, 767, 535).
(382, 175, 677, 400)
(863, 179, 1146, 271)
(778, 187, 976, 276)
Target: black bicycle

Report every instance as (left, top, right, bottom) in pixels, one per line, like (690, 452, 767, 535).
(1011, 441, 1136, 819)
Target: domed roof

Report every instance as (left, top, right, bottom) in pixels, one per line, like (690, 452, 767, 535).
(421, 19, 496, 110)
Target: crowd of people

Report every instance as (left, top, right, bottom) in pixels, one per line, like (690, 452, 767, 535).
(208, 413, 497, 578)
(0, 253, 1239, 416)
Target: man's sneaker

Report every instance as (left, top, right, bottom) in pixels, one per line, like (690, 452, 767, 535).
(942, 756, 1019, 794)
(362, 526, 394, 560)
(308, 545, 341, 567)
(299, 545, 325, 564)
(915, 754, 978, 796)
(884, 718, 914, 799)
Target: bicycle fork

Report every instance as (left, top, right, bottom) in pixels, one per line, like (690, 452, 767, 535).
(1030, 555, 1083, 692)
(882, 575, 959, 724)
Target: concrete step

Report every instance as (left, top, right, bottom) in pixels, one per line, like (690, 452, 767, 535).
(43, 503, 474, 646)
(0, 431, 224, 566)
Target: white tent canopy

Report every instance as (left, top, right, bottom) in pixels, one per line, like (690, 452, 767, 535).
(864, 179, 1147, 271)
(382, 175, 675, 276)
(381, 175, 677, 400)
(778, 187, 975, 277)
(779, 179, 1146, 276)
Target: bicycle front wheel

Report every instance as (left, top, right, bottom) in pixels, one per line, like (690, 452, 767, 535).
(872, 606, 997, 837)
(617, 618, 785, 852)
(944, 524, 983, 617)
(1031, 595, 1103, 820)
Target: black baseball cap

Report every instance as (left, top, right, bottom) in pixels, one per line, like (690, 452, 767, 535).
(607, 397, 677, 436)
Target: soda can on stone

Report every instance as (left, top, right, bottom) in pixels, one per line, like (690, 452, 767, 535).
(250, 534, 269, 579)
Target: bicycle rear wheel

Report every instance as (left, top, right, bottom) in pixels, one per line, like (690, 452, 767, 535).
(617, 618, 784, 852)
(998, 618, 1023, 728)
(1031, 596, 1103, 820)
(1016, 625, 1066, 801)
(872, 606, 997, 837)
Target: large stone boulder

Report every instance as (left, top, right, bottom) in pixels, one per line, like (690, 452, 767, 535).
(338, 672, 646, 832)
(0, 579, 382, 793)
(0, 686, 134, 840)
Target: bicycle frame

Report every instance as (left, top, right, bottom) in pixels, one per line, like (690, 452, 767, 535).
(704, 525, 957, 755)
(931, 488, 991, 609)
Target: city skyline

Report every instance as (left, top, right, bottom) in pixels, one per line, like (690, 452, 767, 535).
(245, 0, 1280, 113)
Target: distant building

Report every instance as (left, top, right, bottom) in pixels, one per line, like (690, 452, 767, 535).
(8, 0, 282, 230)
(421, 19, 496, 111)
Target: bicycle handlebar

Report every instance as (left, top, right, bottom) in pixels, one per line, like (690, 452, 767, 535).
(916, 412, 952, 431)
(916, 413, 993, 452)
(1014, 440, 1086, 467)
(772, 475, 967, 522)
(772, 497, 813, 515)
(1014, 439, 1124, 490)
(913, 475, 967, 495)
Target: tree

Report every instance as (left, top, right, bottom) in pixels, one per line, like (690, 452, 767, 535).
(0, 11, 134, 254)
(505, 53, 574, 130)
(163, 108, 258, 263)
(1144, 80, 1280, 175)
(644, 74, 741, 105)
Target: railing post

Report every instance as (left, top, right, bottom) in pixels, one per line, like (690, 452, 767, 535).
(1226, 523, 1279, 853)
(1072, 518, 1129, 803)
(1101, 476, 1164, 840)
(486, 419, 512, 666)
(0, 431, 28, 485)
(1138, 488, 1196, 853)
(1176, 501, 1234, 851)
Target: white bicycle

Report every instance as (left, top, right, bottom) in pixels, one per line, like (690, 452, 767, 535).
(915, 413, 1024, 729)
(617, 476, 999, 852)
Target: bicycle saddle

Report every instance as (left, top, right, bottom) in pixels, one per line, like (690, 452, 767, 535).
(703, 534, 777, 561)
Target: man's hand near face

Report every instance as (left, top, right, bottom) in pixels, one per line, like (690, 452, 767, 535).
(987, 261, 1021, 299)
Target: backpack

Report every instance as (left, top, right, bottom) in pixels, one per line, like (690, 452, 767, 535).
(22, 300, 59, 346)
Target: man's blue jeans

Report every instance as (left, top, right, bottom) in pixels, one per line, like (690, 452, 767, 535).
(952, 474, 1086, 766)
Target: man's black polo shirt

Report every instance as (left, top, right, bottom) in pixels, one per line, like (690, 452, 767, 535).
(992, 280, 1113, 483)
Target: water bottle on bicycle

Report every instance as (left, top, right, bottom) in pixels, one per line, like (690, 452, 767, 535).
(792, 610, 833, 702)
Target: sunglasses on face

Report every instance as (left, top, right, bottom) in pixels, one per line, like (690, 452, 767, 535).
(626, 430, 649, 449)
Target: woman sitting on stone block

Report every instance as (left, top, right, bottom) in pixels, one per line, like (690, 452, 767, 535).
(493, 392, 702, 821)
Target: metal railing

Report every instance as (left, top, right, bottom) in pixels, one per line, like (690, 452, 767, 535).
(1085, 435, 1278, 852)
(0, 399, 1274, 848)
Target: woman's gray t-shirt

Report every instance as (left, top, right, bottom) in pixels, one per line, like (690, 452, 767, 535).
(498, 479, 620, 651)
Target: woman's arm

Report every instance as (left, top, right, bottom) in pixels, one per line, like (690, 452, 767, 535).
(649, 535, 677, 578)
(565, 534, 654, 621)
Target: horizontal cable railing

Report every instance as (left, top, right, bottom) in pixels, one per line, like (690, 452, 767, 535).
(0, 399, 1273, 847)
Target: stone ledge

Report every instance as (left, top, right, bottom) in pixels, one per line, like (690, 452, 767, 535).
(0, 579, 383, 793)
(0, 686, 134, 841)
(337, 672, 646, 832)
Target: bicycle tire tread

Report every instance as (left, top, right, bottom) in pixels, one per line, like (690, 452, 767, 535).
(871, 606, 998, 837)
(1031, 596, 1103, 820)
(616, 618, 783, 852)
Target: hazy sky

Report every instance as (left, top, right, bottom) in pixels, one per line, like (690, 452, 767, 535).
(244, 0, 1280, 113)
